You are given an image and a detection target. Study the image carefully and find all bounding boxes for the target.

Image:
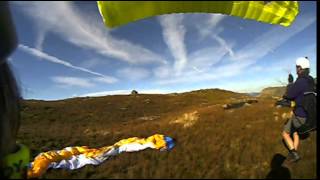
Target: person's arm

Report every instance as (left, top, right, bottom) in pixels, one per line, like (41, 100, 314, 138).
(282, 74, 294, 99)
(286, 78, 306, 100)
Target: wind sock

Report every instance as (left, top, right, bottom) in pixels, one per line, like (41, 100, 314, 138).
(27, 134, 175, 178)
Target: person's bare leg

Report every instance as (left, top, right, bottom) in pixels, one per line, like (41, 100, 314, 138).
(293, 132, 299, 150)
(282, 131, 295, 150)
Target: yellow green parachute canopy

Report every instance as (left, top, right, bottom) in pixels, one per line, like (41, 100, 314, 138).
(27, 134, 175, 178)
(97, 1, 299, 28)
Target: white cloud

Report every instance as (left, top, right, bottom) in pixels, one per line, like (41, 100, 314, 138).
(80, 58, 105, 69)
(195, 14, 234, 58)
(117, 67, 150, 81)
(154, 14, 232, 80)
(35, 28, 47, 51)
(93, 77, 118, 84)
(52, 76, 95, 88)
(18, 44, 117, 82)
(15, 1, 167, 65)
(159, 14, 188, 76)
(156, 59, 253, 85)
(51, 76, 117, 88)
(212, 34, 234, 57)
(156, 14, 229, 79)
(247, 43, 317, 78)
(197, 14, 226, 40)
(155, 12, 316, 86)
(153, 65, 172, 79)
(188, 46, 229, 72)
(192, 66, 203, 73)
(231, 13, 316, 62)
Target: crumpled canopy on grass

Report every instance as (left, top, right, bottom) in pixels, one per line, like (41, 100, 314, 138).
(27, 134, 175, 178)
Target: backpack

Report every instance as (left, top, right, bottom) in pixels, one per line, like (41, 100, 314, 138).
(296, 76, 317, 135)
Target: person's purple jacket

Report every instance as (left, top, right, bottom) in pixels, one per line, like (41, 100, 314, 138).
(286, 75, 313, 118)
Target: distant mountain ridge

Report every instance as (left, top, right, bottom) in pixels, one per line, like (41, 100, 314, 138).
(259, 86, 286, 98)
(260, 76, 317, 98)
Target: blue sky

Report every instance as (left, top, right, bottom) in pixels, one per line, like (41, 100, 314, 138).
(8, 1, 317, 100)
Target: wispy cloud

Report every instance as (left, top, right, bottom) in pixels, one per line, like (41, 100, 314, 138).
(35, 28, 47, 52)
(52, 76, 95, 88)
(196, 14, 234, 58)
(159, 14, 188, 76)
(15, 1, 167, 65)
(212, 34, 235, 57)
(196, 14, 226, 40)
(93, 77, 118, 84)
(153, 64, 173, 79)
(117, 67, 150, 81)
(80, 58, 106, 69)
(231, 13, 316, 62)
(155, 12, 316, 86)
(52, 76, 117, 89)
(156, 59, 252, 85)
(248, 43, 317, 76)
(18, 44, 117, 83)
(188, 45, 229, 73)
(156, 14, 226, 79)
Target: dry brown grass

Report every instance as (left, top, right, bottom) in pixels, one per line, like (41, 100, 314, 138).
(18, 89, 316, 179)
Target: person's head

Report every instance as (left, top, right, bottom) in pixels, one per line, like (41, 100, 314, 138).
(295, 57, 310, 77)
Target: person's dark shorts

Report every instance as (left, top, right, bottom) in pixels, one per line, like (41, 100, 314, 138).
(283, 114, 306, 134)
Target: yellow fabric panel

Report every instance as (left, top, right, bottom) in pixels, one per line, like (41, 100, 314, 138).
(83, 146, 113, 158)
(97, 1, 299, 28)
(146, 134, 166, 149)
(28, 146, 88, 178)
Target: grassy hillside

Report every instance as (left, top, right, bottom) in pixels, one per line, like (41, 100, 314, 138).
(18, 89, 316, 179)
(259, 86, 286, 98)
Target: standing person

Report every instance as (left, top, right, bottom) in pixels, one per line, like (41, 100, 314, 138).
(0, 2, 30, 178)
(281, 57, 315, 162)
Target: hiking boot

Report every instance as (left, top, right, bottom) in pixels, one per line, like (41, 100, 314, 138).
(287, 151, 300, 162)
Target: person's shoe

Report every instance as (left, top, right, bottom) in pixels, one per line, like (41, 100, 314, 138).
(287, 150, 301, 162)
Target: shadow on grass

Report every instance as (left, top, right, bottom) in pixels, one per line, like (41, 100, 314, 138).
(266, 153, 291, 179)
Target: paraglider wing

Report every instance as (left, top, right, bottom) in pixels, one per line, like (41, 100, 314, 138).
(97, 1, 299, 28)
(27, 134, 174, 178)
